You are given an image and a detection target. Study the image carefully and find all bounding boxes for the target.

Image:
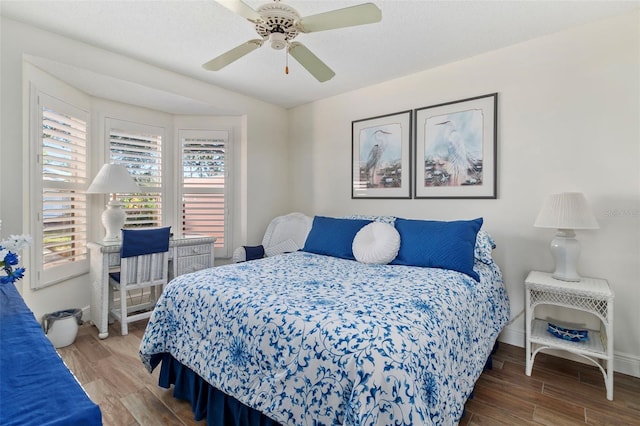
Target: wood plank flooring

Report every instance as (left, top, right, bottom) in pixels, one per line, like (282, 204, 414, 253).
(57, 320, 640, 425)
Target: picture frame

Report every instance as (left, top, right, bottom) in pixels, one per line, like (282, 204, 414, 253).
(414, 93, 498, 199)
(352, 110, 412, 199)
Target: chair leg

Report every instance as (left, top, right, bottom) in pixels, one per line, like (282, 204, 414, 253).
(108, 283, 115, 325)
(153, 283, 164, 305)
(108, 284, 112, 318)
(120, 287, 128, 336)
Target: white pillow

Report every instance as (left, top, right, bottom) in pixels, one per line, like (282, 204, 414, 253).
(352, 222, 401, 264)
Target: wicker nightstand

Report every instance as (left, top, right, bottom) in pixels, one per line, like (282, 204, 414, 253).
(525, 270, 614, 400)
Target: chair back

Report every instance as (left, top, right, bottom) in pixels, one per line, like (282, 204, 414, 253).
(121, 227, 171, 258)
(119, 227, 171, 287)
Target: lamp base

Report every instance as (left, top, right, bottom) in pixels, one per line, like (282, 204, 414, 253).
(101, 200, 126, 242)
(551, 272, 581, 282)
(550, 229, 581, 282)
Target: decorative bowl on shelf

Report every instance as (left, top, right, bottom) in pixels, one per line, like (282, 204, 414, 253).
(547, 322, 589, 342)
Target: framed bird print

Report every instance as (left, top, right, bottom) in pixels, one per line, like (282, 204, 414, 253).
(414, 93, 497, 199)
(352, 110, 412, 199)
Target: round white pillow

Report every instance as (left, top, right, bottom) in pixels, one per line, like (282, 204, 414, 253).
(352, 222, 401, 264)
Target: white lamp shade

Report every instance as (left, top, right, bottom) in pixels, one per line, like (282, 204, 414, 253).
(534, 192, 599, 230)
(86, 164, 139, 194)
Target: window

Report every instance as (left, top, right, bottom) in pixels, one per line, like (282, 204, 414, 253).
(29, 77, 237, 292)
(33, 93, 89, 288)
(107, 121, 164, 228)
(179, 129, 231, 257)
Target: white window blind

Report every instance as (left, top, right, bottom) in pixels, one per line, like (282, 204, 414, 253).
(109, 127, 163, 228)
(180, 130, 230, 257)
(36, 95, 89, 287)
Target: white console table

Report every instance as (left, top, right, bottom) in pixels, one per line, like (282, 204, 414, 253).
(88, 236, 216, 339)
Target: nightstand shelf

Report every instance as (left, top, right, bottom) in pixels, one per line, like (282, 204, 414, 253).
(525, 271, 614, 400)
(530, 319, 605, 357)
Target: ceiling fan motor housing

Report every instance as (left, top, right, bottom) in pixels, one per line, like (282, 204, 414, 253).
(255, 1, 300, 50)
(269, 33, 287, 50)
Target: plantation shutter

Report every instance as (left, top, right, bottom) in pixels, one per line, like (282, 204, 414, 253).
(109, 127, 163, 228)
(37, 96, 89, 287)
(180, 130, 229, 257)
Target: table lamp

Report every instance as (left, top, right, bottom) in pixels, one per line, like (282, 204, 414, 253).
(534, 192, 599, 282)
(86, 164, 139, 242)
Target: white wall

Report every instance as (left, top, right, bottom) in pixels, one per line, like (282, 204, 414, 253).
(289, 11, 640, 376)
(1, 17, 290, 321)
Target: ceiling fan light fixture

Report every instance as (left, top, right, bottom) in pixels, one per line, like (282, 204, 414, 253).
(208, 0, 382, 82)
(269, 32, 287, 50)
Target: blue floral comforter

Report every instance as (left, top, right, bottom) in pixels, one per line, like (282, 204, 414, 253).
(140, 251, 510, 425)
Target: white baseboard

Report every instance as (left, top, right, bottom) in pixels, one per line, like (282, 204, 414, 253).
(81, 305, 91, 324)
(498, 325, 525, 348)
(497, 326, 640, 378)
(614, 351, 640, 378)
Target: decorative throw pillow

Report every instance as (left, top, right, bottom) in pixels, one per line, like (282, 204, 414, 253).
(232, 245, 265, 263)
(474, 230, 496, 264)
(352, 222, 401, 264)
(342, 215, 396, 225)
(391, 217, 483, 281)
(302, 216, 371, 260)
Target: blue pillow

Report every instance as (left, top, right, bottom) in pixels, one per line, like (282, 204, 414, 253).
(302, 216, 372, 260)
(391, 218, 483, 281)
(243, 245, 265, 261)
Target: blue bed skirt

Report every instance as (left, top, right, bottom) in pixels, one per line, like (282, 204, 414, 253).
(150, 342, 499, 426)
(151, 353, 282, 426)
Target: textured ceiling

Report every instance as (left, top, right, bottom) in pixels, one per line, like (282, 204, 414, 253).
(2, 0, 638, 109)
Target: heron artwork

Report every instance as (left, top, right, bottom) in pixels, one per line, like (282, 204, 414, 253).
(363, 129, 391, 187)
(429, 118, 481, 186)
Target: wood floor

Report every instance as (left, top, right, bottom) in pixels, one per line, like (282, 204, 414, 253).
(57, 320, 640, 426)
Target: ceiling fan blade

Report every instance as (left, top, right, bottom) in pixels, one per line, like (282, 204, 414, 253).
(215, 0, 261, 22)
(202, 39, 263, 71)
(288, 42, 335, 82)
(298, 3, 381, 33)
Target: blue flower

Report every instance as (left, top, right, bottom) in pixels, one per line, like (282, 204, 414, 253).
(229, 336, 249, 367)
(1, 266, 25, 284)
(4, 251, 19, 266)
(0, 220, 32, 285)
(412, 299, 433, 313)
(420, 371, 438, 407)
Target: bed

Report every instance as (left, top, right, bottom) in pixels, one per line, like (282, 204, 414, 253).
(140, 216, 510, 425)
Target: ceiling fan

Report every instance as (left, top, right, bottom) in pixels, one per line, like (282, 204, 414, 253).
(203, 0, 382, 82)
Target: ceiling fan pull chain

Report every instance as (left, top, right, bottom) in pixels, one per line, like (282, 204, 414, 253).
(285, 48, 289, 75)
